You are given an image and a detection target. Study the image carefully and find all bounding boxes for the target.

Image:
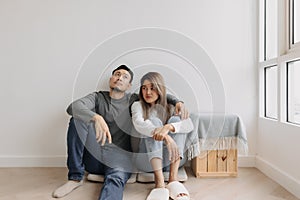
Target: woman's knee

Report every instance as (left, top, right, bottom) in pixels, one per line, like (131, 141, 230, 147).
(168, 116, 181, 123)
(149, 117, 163, 126)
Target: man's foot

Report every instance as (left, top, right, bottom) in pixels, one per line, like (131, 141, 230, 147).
(52, 180, 83, 198)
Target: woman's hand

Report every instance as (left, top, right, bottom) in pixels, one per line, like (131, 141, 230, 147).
(164, 135, 180, 162)
(92, 114, 112, 146)
(152, 124, 174, 141)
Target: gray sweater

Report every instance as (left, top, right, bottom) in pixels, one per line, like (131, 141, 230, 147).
(67, 91, 179, 152)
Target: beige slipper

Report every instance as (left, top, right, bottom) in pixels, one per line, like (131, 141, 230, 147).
(167, 181, 190, 200)
(146, 188, 169, 200)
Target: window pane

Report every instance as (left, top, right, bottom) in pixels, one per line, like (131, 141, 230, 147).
(266, 0, 278, 59)
(265, 66, 278, 119)
(259, 0, 265, 62)
(287, 60, 300, 124)
(293, 0, 300, 44)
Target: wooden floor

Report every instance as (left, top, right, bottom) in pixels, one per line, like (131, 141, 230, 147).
(0, 167, 298, 200)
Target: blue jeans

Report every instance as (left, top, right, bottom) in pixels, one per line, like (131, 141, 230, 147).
(134, 116, 187, 172)
(66, 117, 131, 200)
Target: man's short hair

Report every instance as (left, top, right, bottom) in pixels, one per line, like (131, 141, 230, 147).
(112, 65, 134, 83)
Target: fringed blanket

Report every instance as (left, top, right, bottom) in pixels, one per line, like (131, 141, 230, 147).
(185, 113, 248, 160)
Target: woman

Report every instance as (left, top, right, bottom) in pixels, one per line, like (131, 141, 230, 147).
(131, 72, 193, 200)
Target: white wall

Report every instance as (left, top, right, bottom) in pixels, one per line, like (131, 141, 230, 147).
(257, 119, 300, 198)
(0, 0, 257, 167)
(255, 0, 300, 197)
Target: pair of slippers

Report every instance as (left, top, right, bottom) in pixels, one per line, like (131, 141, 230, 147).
(146, 181, 190, 200)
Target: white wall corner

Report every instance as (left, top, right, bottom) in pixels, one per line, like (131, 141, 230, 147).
(255, 156, 300, 199)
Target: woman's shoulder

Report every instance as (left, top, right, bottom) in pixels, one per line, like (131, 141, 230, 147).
(132, 101, 143, 110)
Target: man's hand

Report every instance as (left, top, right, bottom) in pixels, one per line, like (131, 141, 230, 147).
(152, 124, 174, 141)
(164, 135, 180, 162)
(92, 114, 112, 146)
(175, 102, 189, 119)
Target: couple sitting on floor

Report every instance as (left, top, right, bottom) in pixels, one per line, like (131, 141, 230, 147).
(52, 65, 193, 200)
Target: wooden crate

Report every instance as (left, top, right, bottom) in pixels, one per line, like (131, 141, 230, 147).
(192, 149, 237, 178)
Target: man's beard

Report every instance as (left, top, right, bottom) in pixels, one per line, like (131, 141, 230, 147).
(110, 86, 123, 92)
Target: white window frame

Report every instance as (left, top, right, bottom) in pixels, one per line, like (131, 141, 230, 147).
(264, 65, 278, 119)
(259, 0, 300, 126)
(286, 59, 300, 125)
(289, 0, 300, 50)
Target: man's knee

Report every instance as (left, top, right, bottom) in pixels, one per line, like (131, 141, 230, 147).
(72, 118, 91, 130)
(70, 118, 96, 138)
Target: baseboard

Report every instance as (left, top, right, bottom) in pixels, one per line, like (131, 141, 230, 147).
(0, 155, 67, 167)
(256, 156, 300, 199)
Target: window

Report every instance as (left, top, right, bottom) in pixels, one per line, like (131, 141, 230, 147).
(287, 60, 300, 124)
(259, 0, 300, 125)
(265, 0, 278, 60)
(265, 66, 278, 119)
(291, 0, 300, 45)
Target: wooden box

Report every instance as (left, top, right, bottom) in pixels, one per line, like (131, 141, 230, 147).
(191, 149, 237, 178)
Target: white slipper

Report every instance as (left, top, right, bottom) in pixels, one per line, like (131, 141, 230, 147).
(146, 188, 169, 200)
(167, 181, 190, 200)
(87, 174, 105, 182)
(128, 173, 138, 183)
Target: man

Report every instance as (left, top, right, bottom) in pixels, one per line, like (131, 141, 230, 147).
(52, 65, 187, 200)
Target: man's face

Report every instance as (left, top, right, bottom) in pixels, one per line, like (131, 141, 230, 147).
(109, 69, 132, 92)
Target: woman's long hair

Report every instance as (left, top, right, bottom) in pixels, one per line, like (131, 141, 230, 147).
(139, 72, 171, 123)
